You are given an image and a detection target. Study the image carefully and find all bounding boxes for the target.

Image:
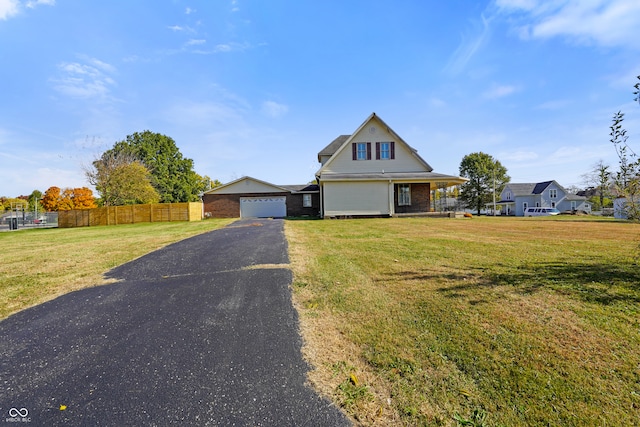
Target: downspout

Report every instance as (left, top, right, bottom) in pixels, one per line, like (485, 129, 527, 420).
(317, 176, 324, 219)
(388, 179, 394, 216)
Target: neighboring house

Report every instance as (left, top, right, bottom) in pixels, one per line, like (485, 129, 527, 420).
(315, 112, 466, 217)
(202, 176, 319, 218)
(496, 180, 591, 216)
(614, 197, 627, 219)
(203, 113, 466, 218)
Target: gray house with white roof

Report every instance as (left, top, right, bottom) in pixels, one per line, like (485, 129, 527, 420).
(496, 180, 591, 216)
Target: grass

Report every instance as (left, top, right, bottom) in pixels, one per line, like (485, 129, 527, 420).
(286, 216, 640, 426)
(0, 219, 234, 319)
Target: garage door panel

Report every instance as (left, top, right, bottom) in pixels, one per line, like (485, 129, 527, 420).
(240, 197, 287, 218)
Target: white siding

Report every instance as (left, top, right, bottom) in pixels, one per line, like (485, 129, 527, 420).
(322, 119, 427, 174)
(323, 181, 391, 216)
(213, 178, 284, 194)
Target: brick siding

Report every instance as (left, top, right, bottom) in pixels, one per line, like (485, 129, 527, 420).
(203, 192, 320, 218)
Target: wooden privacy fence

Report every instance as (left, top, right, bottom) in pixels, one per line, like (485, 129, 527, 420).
(58, 202, 203, 228)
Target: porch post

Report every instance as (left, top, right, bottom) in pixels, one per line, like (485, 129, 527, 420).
(388, 180, 394, 216)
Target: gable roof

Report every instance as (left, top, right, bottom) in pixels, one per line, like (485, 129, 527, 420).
(532, 181, 553, 194)
(506, 183, 537, 196)
(505, 180, 586, 201)
(204, 176, 290, 195)
(317, 112, 433, 174)
(317, 135, 349, 161)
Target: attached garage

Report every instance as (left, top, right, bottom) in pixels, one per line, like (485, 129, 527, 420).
(202, 176, 320, 218)
(240, 196, 286, 218)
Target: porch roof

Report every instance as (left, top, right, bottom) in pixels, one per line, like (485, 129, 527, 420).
(318, 171, 467, 186)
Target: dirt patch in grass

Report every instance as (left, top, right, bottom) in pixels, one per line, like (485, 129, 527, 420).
(286, 217, 640, 426)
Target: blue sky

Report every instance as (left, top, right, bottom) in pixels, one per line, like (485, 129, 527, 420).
(1, 0, 639, 197)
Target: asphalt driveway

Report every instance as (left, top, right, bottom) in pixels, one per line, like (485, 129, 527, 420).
(0, 219, 349, 426)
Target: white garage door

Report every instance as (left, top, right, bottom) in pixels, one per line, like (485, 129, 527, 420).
(240, 196, 287, 218)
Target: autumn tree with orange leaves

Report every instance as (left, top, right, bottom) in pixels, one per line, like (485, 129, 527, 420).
(41, 186, 97, 211)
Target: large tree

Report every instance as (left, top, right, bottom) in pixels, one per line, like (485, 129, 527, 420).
(459, 152, 510, 215)
(105, 131, 201, 203)
(41, 186, 98, 211)
(86, 150, 160, 206)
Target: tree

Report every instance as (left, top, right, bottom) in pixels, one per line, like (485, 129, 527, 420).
(41, 186, 97, 211)
(27, 190, 42, 212)
(41, 186, 61, 211)
(459, 152, 510, 215)
(71, 187, 98, 209)
(581, 160, 612, 210)
(86, 150, 159, 206)
(610, 111, 640, 220)
(105, 131, 201, 203)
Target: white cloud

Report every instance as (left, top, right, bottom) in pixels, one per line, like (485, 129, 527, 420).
(495, 0, 640, 49)
(499, 150, 539, 162)
(483, 83, 518, 99)
(186, 39, 206, 46)
(261, 101, 288, 118)
(445, 13, 493, 75)
(0, 0, 19, 20)
(26, 0, 54, 9)
(51, 58, 117, 99)
(185, 7, 195, 15)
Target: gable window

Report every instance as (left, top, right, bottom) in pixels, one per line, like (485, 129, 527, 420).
(549, 189, 557, 198)
(376, 142, 395, 160)
(571, 201, 577, 210)
(398, 184, 411, 206)
(303, 194, 312, 208)
(506, 191, 512, 200)
(352, 142, 372, 160)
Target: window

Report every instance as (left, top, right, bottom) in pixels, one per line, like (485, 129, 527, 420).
(549, 189, 557, 198)
(571, 201, 577, 210)
(551, 201, 556, 208)
(376, 142, 395, 160)
(398, 184, 411, 206)
(352, 142, 371, 160)
(523, 202, 528, 212)
(506, 191, 512, 200)
(303, 194, 312, 208)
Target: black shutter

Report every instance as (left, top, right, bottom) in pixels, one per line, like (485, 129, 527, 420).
(352, 143, 357, 160)
(367, 142, 372, 160)
(375, 142, 380, 160)
(390, 142, 395, 159)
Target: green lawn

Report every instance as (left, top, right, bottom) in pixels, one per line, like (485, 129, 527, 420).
(0, 219, 234, 319)
(286, 217, 640, 426)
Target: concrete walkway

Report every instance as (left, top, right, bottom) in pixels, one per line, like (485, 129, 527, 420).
(0, 219, 349, 426)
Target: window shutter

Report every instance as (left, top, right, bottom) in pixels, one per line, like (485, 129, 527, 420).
(352, 143, 357, 160)
(375, 142, 380, 160)
(390, 142, 395, 159)
(367, 142, 372, 160)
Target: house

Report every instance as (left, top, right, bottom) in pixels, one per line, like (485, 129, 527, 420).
(203, 113, 466, 218)
(202, 176, 319, 218)
(315, 113, 466, 217)
(496, 180, 591, 216)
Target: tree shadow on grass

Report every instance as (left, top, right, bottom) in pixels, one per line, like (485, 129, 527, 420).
(381, 262, 640, 306)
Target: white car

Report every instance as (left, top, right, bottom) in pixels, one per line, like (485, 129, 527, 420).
(525, 207, 561, 217)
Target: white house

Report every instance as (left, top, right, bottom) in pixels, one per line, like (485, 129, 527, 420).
(496, 180, 591, 216)
(315, 113, 466, 217)
(203, 113, 466, 218)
